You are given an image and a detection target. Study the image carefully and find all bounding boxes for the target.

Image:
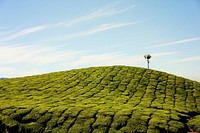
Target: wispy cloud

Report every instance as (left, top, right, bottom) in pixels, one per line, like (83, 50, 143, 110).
(0, 66, 50, 78)
(0, 44, 80, 65)
(176, 56, 200, 63)
(62, 51, 179, 69)
(63, 52, 144, 69)
(56, 4, 135, 27)
(1, 25, 49, 41)
(1, 4, 135, 42)
(152, 52, 180, 57)
(0, 29, 19, 37)
(57, 21, 142, 41)
(0, 47, 181, 78)
(155, 37, 200, 47)
(0, 44, 84, 77)
(0, 67, 15, 73)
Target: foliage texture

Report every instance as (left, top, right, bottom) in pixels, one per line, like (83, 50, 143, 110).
(0, 66, 200, 133)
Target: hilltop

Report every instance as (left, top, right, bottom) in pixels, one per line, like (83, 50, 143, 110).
(0, 66, 200, 133)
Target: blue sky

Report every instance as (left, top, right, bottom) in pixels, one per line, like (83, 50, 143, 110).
(0, 0, 200, 81)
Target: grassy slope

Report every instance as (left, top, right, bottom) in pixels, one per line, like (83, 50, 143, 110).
(0, 66, 200, 133)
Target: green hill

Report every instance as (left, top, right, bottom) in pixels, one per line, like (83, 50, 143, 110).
(0, 66, 200, 133)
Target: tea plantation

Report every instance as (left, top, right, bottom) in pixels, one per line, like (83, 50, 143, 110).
(0, 66, 200, 133)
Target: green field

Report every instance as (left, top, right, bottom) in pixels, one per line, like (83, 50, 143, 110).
(0, 66, 200, 133)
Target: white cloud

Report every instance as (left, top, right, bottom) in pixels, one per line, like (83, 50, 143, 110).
(63, 52, 144, 69)
(176, 56, 200, 63)
(1, 25, 49, 41)
(152, 52, 180, 57)
(0, 67, 15, 73)
(0, 44, 85, 77)
(56, 4, 135, 27)
(1, 4, 135, 42)
(0, 44, 80, 65)
(0, 67, 49, 78)
(0, 29, 19, 37)
(0, 47, 181, 78)
(58, 21, 141, 41)
(60, 51, 180, 70)
(13, 69, 51, 78)
(155, 37, 200, 47)
(29, 51, 80, 65)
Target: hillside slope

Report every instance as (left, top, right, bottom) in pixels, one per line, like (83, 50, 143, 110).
(0, 66, 200, 133)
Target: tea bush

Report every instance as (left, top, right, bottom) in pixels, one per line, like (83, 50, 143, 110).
(0, 66, 199, 132)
